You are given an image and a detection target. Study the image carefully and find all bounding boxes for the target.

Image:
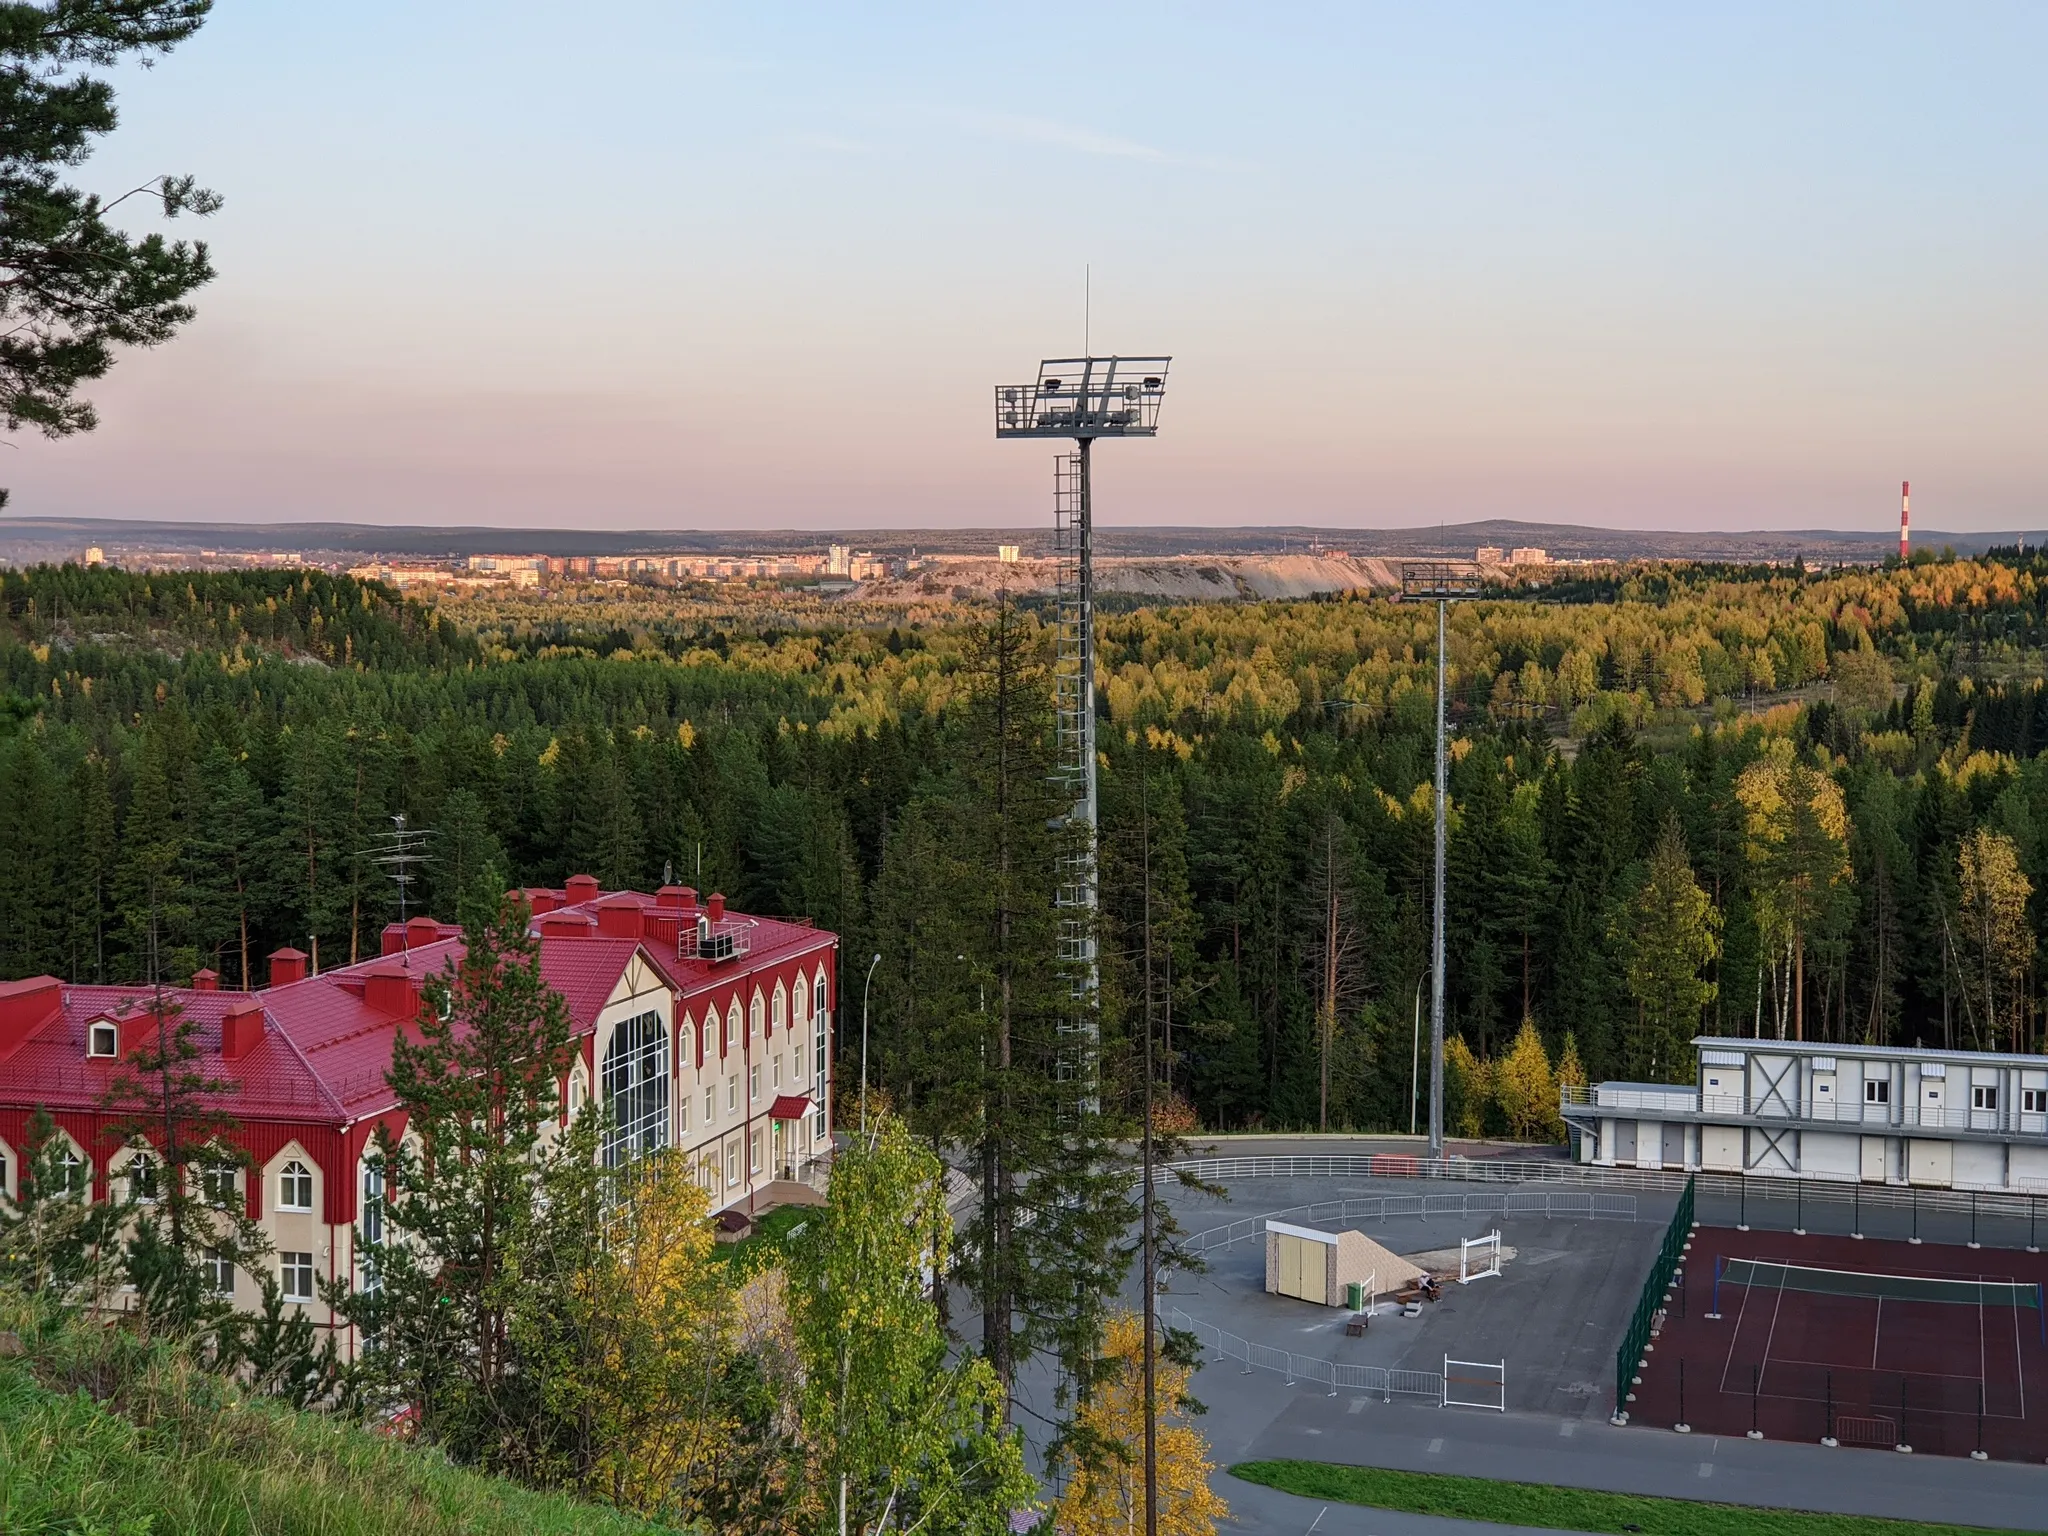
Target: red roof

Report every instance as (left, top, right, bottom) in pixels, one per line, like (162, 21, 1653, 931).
(768, 1093, 814, 1121)
(0, 881, 834, 1135)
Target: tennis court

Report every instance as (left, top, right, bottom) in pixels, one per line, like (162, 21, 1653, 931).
(1631, 1229, 2048, 1460)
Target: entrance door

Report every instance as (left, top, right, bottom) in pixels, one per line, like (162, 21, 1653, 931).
(1613, 1121, 1638, 1164)
(1662, 1123, 1687, 1168)
(1276, 1234, 1302, 1298)
(1908, 1139, 1953, 1187)
(1860, 1136, 1887, 1183)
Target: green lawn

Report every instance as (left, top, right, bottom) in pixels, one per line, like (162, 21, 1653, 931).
(1230, 1461, 2032, 1536)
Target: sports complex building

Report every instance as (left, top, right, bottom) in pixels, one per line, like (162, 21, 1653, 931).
(1562, 1035, 2048, 1190)
(0, 878, 836, 1359)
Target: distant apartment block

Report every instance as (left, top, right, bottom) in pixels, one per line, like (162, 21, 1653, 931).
(826, 545, 851, 576)
(1508, 547, 1549, 566)
(1474, 546, 1505, 566)
(998, 544, 1021, 563)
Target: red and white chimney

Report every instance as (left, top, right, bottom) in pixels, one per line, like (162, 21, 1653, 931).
(1900, 480, 1910, 562)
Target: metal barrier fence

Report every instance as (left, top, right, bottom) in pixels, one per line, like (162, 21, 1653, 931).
(1614, 1172, 1694, 1422)
(1181, 1188, 1637, 1254)
(1165, 1306, 1454, 1404)
(1166, 1153, 2048, 1249)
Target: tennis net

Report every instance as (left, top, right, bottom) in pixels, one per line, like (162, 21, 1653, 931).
(1717, 1257, 2043, 1309)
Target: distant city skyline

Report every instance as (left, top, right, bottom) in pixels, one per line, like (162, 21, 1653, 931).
(4, 4, 2044, 534)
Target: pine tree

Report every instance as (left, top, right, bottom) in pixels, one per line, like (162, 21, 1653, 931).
(1610, 818, 1722, 1081)
(188, 741, 267, 988)
(0, 1, 220, 506)
(335, 884, 575, 1471)
(0, 1105, 129, 1305)
(63, 751, 118, 984)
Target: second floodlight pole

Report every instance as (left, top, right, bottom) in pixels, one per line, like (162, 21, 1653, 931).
(1429, 596, 1448, 1161)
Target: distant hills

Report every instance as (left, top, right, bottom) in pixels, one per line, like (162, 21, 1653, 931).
(0, 514, 2038, 567)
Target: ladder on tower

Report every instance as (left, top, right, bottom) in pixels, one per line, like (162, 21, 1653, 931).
(1049, 452, 1095, 1119)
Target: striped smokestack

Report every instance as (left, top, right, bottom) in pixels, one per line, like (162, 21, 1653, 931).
(1900, 480, 1910, 562)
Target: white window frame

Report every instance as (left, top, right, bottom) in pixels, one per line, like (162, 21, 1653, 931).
(793, 971, 809, 1027)
(2025, 1088, 2048, 1115)
(280, 1250, 316, 1303)
(360, 1161, 385, 1248)
(750, 1064, 760, 1104)
(727, 1075, 738, 1112)
(726, 998, 742, 1053)
(202, 1246, 234, 1297)
(88, 1022, 117, 1058)
(701, 1016, 715, 1061)
(201, 1162, 237, 1209)
(704, 1084, 717, 1124)
(1864, 1079, 1890, 1105)
(772, 982, 786, 1032)
(126, 1151, 159, 1203)
(279, 1159, 314, 1212)
(1973, 1084, 1999, 1111)
(58, 1147, 87, 1197)
(750, 991, 764, 1038)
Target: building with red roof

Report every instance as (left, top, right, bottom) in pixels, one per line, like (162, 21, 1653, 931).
(0, 880, 836, 1358)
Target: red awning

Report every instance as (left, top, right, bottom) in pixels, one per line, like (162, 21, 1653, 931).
(768, 1093, 814, 1121)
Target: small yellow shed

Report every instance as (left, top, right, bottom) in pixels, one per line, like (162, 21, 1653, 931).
(1263, 1220, 1424, 1309)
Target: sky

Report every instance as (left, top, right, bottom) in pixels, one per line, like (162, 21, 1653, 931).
(5, 2, 2046, 534)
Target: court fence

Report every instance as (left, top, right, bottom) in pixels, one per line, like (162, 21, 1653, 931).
(1179, 1188, 1637, 1256)
(1164, 1152, 2048, 1251)
(1613, 1172, 1694, 1422)
(1163, 1305, 1500, 1408)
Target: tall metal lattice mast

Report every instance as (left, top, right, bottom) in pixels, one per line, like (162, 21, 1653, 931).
(1399, 561, 1481, 1159)
(997, 356, 1170, 1115)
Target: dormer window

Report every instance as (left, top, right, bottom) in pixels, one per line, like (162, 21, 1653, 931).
(278, 1159, 314, 1212)
(88, 1022, 117, 1058)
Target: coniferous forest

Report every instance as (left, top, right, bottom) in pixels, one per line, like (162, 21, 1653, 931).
(7, 555, 2048, 1137)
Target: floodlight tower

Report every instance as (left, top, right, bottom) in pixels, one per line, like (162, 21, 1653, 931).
(1401, 560, 1483, 1159)
(997, 356, 1171, 1113)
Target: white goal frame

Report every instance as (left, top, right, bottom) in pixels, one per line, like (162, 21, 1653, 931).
(1459, 1229, 1502, 1283)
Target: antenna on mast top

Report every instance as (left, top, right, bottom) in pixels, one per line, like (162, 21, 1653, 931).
(368, 813, 434, 964)
(1084, 264, 1090, 356)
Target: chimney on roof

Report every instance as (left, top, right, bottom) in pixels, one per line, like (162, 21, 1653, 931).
(364, 964, 422, 1021)
(118, 1006, 161, 1057)
(539, 910, 596, 939)
(190, 968, 219, 992)
(656, 885, 690, 909)
(564, 873, 600, 905)
(221, 1001, 267, 1060)
(0, 976, 63, 1059)
(597, 900, 643, 938)
(407, 915, 443, 947)
(525, 888, 559, 915)
(268, 947, 308, 988)
(708, 892, 726, 923)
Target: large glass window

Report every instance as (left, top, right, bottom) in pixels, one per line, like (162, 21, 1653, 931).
(360, 1161, 384, 1247)
(601, 1009, 670, 1168)
(280, 1251, 315, 1303)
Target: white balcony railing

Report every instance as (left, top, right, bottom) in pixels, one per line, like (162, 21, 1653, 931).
(1562, 1083, 2048, 1137)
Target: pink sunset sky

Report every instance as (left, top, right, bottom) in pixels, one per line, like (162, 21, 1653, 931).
(6, 4, 2044, 535)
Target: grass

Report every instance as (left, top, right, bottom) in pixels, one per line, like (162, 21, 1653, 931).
(0, 1299, 678, 1536)
(1230, 1461, 2033, 1536)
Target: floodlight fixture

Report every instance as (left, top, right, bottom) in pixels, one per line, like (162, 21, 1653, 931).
(1400, 559, 1485, 1162)
(995, 355, 1171, 440)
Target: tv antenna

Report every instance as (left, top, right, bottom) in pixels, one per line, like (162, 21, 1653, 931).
(996, 354, 1170, 1116)
(368, 813, 434, 961)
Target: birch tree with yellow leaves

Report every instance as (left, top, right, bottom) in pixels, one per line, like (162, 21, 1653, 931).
(1736, 749, 1853, 1041)
(1955, 827, 2034, 1052)
(1053, 1311, 1226, 1536)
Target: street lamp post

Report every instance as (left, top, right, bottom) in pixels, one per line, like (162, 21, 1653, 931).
(858, 951, 880, 1134)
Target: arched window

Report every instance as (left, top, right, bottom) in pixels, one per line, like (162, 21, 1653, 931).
(772, 982, 786, 1032)
(279, 1159, 314, 1212)
(750, 990, 764, 1037)
(792, 972, 809, 1028)
(126, 1152, 159, 1203)
(726, 997, 742, 1051)
(602, 1009, 670, 1168)
(702, 1014, 715, 1062)
(57, 1147, 85, 1196)
(814, 973, 828, 1019)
